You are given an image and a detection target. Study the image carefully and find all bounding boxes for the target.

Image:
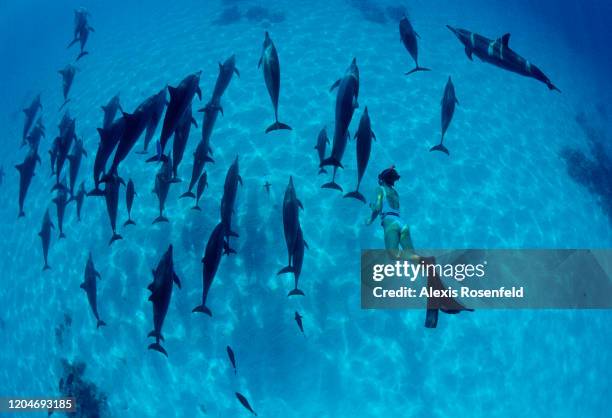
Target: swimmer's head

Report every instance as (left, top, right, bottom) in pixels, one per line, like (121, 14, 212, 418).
(378, 165, 400, 186)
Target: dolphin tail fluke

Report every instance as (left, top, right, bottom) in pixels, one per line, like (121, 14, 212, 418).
(204, 155, 215, 163)
(148, 343, 168, 357)
(97, 320, 106, 329)
(321, 181, 343, 191)
(318, 167, 328, 175)
(265, 121, 292, 133)
(180, 191, 195, 199)
(43, 263, 51, 271)
(191, 205, 201, 211)
(59, 99, 70, 111)
(343, 190, 366, 203)
(123, 219, 136, 227)
(192, 305, 212, 316)
(277, 266, 294, 275)
(109, 233, 123, 245)
(319, 157, 343, 168)
(405, 66, 431, 75)
(170, 177, 182, 183)
(18, 211, 25, 218)
(76, 51, 89, 61)
(59, 232, 66, 239)
(429, 143, 450, 155)
(153, 215, 169, 224)
(288, 288, 305, 297)
(145, 154, 169, 163)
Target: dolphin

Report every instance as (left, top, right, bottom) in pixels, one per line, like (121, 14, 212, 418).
(210, 54, 240, 105)
(314, 128, 330, 174)
(38, 208, 54, 270)
(220, 156, 242, 249)
(58, 64, 77, 110)
(101, 173, 124, 244)
(101, 94, 123, 129)
(153, 156, 173, 223)
(52, 180, 71, 238)
(16, 147, 40, 217)
(279, 226, 307, 297)
(106, 107, 150, 177)
(171, 104, 197, 181)
(430, 76, 458, 155)
(68, 8, 94, 60)
(344, 107, 376, 202)
(152, 72, 202, 160)
(124, 178, 136, 226)
(67, 137, 87, 196)
(294, 311, 304, 334)
(235, 392, 257, 416)
(258, 32, 292, 133)
(447, 25, 560, 92)
(278, 176, 302, 272)
(49, 137, 59, 177)
(226, 345, 237, 374)
(147, 244, 181, 357)
(192, 222, 229, 316)
(321, 58, 360, 191)
(192, 171, 208, 211)
(89, 118, 125, 195)
(71, 181, 86, 221)
(52, 115, 77, 190)
(400, 16, 430, 75)
(137, 88, 167, 154)
(25, 118, 45, 151)
(81, 253, 106, 328)
(263, 181, 271, 195)
(22, 94, 42, 143)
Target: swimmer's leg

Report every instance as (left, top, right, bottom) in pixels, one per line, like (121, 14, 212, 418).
(399, 225, 420, 262)
(384, 221, 401, 259)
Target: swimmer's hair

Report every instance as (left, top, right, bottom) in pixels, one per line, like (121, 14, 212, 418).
(378, 165, 400, 186)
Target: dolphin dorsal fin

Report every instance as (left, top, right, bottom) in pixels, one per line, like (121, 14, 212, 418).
(500, 33, 510, 47)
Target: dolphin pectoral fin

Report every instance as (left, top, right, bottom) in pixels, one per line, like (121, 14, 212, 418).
(297, 199, 304, 210)
(257, 56, 263, 69)
(547, 82, 561, 93)
(415, 31, 421, 39)
(148, 343, 168, 357)
(238, 175, 243, 185)
(173, 272, 182, 289)
(464, 46, 473, 61)
(372, 131, 377, 141)
(353, 98, 359, 109)
(80, 282, 86, 290)
(234, 68, 241, 77)
(329, 79, 341, 92)
(196, 86, 202, 100)
(304, 240, 309, 249)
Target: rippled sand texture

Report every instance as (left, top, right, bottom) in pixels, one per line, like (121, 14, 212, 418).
(0, 0, 610, 417)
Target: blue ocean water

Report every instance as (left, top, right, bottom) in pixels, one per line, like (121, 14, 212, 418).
(1, 0, 611, 416)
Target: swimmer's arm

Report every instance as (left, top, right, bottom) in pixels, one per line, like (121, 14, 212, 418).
(365, 189, 383, 225)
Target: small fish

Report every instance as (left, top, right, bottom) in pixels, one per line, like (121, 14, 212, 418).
(235, 392, 257, 416)
(227, 345, 237, 374)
